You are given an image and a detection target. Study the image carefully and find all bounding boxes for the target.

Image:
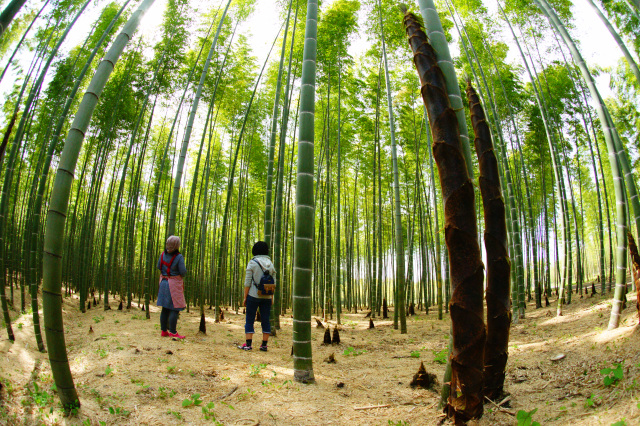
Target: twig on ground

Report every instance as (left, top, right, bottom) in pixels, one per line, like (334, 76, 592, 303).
(235, 418, 259, 426)
(485, 396, 515, 416)
(218, 385, 238, 400)
(354, 404, 391, 410)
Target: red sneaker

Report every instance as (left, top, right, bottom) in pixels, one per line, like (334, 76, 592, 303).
(169, 332, 185, 339)
(161, 331, 170, 337)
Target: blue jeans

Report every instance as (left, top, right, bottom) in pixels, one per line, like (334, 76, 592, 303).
(245, 296, 271, 334)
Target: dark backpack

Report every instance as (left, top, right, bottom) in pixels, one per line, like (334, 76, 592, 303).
(252, 259, 275, 296)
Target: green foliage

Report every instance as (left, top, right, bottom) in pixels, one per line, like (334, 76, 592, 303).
(516, 408, 541, 426)
(104, 366, 113, 376)
(611, 420, 626, 426)
(96, 349, 108, 358)
(201, 401, 223, 424)
(343, 346, 367, 356)
(388, 421, 409, 426)
(167, 410, 182, 420)
(182, 393, 203, 408)
(249, 363, 267, 377)
(29, 383, 52, 407)
(432, 348, 448, 364)
(585, 393, 599, 408)
(157, 387, 177, 399)
(237, 388, 255, 401)
(410, 350, 420, 358)
(108, 406, 130, 417)
(601, 363, 624, 386)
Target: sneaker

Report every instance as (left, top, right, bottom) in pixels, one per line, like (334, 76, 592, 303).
(238, 343, 252, 351)
(161, 331, 170, 337)
(169, 332, 185, 339)
(259, 345, 268, 352)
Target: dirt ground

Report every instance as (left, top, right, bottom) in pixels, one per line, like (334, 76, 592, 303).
(0, 287, 638, 426)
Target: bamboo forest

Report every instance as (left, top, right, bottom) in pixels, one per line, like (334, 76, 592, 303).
(0, 0, 639, 424)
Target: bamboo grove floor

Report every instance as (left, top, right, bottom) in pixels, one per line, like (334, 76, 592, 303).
(0, 286, 638, 425)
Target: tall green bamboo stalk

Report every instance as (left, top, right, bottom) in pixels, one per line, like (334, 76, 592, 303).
(417, 0, 473, 179)
(586, 0, 640, 84)
(379, 0, 406, 334)
(532, 0, 629, 330)
(0, 0, 27, 37)
(166, 0, 232, 237)
(265, 0, 293, 247)
(42, 0, 156, 408)
(292, 0, 318, 384)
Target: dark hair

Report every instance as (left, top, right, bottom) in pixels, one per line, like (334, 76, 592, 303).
(252, 241, 269, 256)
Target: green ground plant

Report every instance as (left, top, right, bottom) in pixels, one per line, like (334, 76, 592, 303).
(343, 347, 366, 356)
(182, 393, 203, 408)
(516, 408, 540, 426)
(601, 363, 624, 386)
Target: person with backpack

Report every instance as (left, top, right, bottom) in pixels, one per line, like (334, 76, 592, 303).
(239, 241, 276, 351)
(157, 235, 187, 339)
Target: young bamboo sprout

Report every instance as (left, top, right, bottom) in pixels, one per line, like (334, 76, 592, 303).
(466, 81, 511, 400)
(323, 328, 331, 345)
(627, 232, 640, 324)
(402, 6, 485, 423)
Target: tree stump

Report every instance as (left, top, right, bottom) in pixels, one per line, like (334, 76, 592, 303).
(369, 318, 375, 329)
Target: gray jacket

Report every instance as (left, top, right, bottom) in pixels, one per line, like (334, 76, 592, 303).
(244, 255, 276, 299)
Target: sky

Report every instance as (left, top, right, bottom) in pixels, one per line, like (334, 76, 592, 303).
(0, 0, 633, 117)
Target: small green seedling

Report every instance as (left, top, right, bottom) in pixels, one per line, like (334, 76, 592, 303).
(238, 388, 255, 401)
(432, 348, 448, 364)
(29, 383, 52, 407)
(202, 402, 222, 424)
(601, 363, 623, 387)
(167, 410, 182, 420)
(585, 393, 600, 408)
(108, 406, 130, 417)
(611, 420, 626, 426)
(516, 408, 540, 426)
(104, 366, 113, 376)
(249, 363, 267, 377)
(410, 350, 420, 358)
(182, 393, 203, 408)
(157, 387, 177, 399)
(343, 347, 367, 356)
